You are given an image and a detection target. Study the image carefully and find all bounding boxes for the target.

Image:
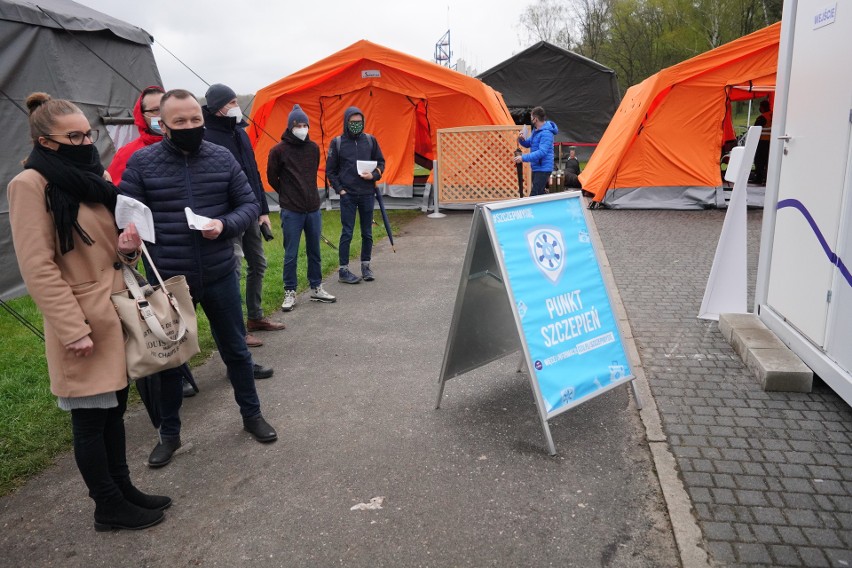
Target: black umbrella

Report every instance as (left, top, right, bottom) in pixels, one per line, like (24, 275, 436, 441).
(320, 234, 338, 250)
(135, 364, 197, 429)
(514, 148, 525, 198)
(373, 188, 395, 253)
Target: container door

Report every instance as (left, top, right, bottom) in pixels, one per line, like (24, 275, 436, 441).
(824, 128, 852, 373)
(766, 2, 852, 347)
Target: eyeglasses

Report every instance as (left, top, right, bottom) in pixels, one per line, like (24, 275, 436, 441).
(45, 129, 99, 146)
(141, 107, 160, 116)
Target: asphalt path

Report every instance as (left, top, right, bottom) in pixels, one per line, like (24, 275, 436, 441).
(0, 210, 680, 567)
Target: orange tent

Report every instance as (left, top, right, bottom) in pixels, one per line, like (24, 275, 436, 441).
(580, 22, 780, 209)
(248, 40, 514, 198)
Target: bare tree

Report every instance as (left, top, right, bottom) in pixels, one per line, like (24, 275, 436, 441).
(519, 0, 574, 48)
(571, 0, 612, 60)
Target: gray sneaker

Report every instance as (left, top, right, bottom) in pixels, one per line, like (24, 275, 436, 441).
(361, 262, 375, 281)
(338, 266, 362, 284)
(281, 289, 296, 311)
(310, 284, 337, 303)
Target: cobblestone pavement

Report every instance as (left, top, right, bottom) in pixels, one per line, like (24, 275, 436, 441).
(593, 208, 852, 567)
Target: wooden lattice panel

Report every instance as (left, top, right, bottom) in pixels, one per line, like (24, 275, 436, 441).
(437, 126, 529, 204)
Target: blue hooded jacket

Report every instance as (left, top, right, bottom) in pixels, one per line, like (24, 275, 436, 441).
(518, 120, 559, 172)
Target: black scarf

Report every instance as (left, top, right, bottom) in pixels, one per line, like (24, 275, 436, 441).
(24, 144, 117, 255)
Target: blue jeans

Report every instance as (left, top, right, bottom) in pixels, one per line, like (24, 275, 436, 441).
(282, 209, 322, 289)
(237, 221, 267, 320)
(531, 171, 550, 196)
(339, 192, 375, 266)
(158, 271, 261, 439)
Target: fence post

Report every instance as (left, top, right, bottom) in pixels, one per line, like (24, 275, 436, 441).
(428, 159, 446, 219)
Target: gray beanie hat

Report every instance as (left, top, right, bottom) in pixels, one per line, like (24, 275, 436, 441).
(205, 83, 236, 113)
(288, 104, 309, 128)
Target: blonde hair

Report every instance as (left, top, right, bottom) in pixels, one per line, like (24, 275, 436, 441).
(25, 92, 83, 144)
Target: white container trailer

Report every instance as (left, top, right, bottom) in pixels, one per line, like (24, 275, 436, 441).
(756, 0, 852, 405)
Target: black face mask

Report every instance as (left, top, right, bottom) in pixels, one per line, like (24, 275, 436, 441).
(167, 125, 205, 153)
(55, 142, 100, 167)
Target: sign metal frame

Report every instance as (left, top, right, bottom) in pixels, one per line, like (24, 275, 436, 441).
(436, 191, 641, 454)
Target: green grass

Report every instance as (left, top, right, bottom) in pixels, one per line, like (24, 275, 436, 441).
(0, 208, 420, 497)
(0, 297, 71, 496)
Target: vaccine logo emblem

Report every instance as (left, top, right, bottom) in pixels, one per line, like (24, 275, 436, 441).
(526, 226, 565, 283)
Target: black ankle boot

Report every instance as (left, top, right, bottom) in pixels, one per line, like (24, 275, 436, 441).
(93, 495, 165, 532)
(117, 480, 172, 511)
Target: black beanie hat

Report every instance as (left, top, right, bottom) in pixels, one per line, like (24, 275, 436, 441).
(205, 83, 236, 113)
(288, 104, 309, 128)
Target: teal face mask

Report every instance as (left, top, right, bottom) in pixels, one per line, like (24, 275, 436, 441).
(348, 120, 364, 135)
(149, 116, 163, 135)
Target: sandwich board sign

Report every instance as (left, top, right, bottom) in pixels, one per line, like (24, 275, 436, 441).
(436, 191, 640, 455)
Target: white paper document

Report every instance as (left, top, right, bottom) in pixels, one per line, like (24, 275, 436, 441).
(115, 195, 155, 243)
(356, 160, 377, 175)
(185, 207, 215, 230)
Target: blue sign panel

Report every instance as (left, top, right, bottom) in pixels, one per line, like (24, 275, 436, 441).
(487, 194, 632, 416)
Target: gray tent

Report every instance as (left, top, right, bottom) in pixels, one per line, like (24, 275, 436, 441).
(0, 0, 161, 300)
(478, 42, 620, 162)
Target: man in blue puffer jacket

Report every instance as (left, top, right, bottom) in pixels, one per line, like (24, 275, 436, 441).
(121, 89, 278, 468)
(514, 106, 559, 197)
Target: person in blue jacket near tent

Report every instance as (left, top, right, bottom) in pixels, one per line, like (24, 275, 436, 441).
(514, 106, 558, 197)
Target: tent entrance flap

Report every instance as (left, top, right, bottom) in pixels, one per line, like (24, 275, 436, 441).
(413, 99, 433, 162)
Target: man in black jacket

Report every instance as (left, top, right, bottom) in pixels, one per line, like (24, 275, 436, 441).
(267, 104, 336, 311)
(121, 89, 278, 467)
(564, 146, 583, 189)
(203, 84, 284, 349)
(752, 99, 773, 185)
(325, 106, 386, 284)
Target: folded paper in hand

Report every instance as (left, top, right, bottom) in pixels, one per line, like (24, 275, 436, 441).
(115, 195, 155, 243)
(185, 207, 215, 230)
(356, 160, 377, 175)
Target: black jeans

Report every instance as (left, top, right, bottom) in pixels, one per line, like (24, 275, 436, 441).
(158, 271, 261, 440)
(338, 192, 375, 266)
(70, 386, 130, 502)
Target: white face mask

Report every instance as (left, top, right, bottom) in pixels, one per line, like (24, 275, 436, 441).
(149, 116, 163, 134)
(292, 126, 309, 141)
(225, 106, 243, 122)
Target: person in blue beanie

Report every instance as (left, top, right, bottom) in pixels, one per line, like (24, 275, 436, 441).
(514, 106, 559, 197)
(267, 104, 336, 310)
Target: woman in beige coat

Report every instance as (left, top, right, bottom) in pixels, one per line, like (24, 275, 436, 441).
(7, 93, 169, 532)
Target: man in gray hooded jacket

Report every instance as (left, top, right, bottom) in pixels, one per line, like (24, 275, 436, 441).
(325, 106, 385, 284)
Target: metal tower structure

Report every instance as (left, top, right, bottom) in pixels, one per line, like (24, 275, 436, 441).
(434, 30, 452, 67)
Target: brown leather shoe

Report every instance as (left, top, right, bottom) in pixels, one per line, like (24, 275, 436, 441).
(247, 317, 286, 332)
(245, 333, 263, 348)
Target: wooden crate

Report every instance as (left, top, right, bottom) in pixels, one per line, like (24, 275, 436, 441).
(437, 125, 529, 204)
